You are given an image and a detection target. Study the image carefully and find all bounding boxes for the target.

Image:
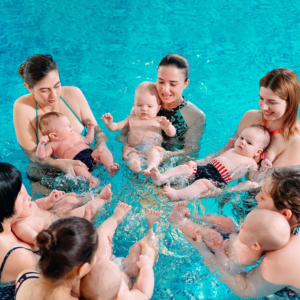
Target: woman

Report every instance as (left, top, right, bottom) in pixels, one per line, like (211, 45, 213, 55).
(189, 168, 300, 299)
(15, 217, 98, 300)
(123, 53, 206, 160)
(14, 54, 112, 176)
(0, 163, 38, 300)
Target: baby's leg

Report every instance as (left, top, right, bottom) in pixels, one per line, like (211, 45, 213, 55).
(150, 164, 194, 186)
(67, 186, 112, 219)
(127, 152, 142, 173)
(168, 201, 221, 241)
(142, 148, 161, 177)
(186, 213, 238, 233)
(123, 209, 159, 278)
(164, 179, 212, 202)
(93, 146, 119, 176)
(73, 165, 99, 188)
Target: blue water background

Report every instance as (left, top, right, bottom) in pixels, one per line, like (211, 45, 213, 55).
(1, 0, 300, 299)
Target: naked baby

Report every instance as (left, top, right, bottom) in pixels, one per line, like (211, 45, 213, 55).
(168, 201, 290, 273)
(80, 203, 159, 300)
(36, 112, 119, 188)
(101, 81, 176, 176)
(11, 184, 112, 246)
(150, 124, 272, 201)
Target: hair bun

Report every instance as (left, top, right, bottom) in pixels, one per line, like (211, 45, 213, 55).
(37, 229, 57, 251)
(18, 61, 26, 78)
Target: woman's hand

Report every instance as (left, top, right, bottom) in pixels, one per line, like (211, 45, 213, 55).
(205, 235, 230, 252)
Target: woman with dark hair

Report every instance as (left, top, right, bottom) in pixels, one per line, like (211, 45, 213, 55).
(15, 217, 98, 300)
(0, 163, 38, 300)
(123, 53, 206, 160)
(14, 54, 114, 177)
(188, 168, 300, 299)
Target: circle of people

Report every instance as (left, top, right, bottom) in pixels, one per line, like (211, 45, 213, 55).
(1, 53, 300, 300)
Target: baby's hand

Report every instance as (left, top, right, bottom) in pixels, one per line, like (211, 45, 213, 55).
(86, 122, 95, 129)
(225, 138, 236, 150)
(205, 235, 229, 251)
(157, 117, 172, 128)
(40, 135, 49, 145)
(48, 190, 65, 204)
(260, 159, 272, 171)
(101, 113, 113, 125)
(187, 160, 197, 169)
(137, 254, 154, 268)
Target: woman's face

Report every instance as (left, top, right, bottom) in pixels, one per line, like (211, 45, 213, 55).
(28, 70, 61, 107)
(259, 87, 288, 122)
(14, 184, 32, 218)
(156, 66, 189, 105)
(255, 178, 277, 211)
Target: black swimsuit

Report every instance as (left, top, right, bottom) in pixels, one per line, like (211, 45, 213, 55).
(14, 271, 40, 298)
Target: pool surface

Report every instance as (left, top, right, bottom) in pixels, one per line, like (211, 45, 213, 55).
(1, 0, 300, 299)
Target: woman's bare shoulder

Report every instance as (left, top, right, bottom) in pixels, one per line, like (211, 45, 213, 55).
(14, 93, 35, 108)
(61, 86, 84, 98)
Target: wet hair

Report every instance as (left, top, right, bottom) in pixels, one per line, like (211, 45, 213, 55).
(135, 81, 160, 104)
(267, 168, 300, 223)
(158, 53, 190, 82)
(39, 111, 64, 135)
(246, 124, 271, 149)
(18, 54, 59, 88)
(36, 217, 98, 280)
(0, 163, 22, 233)
(259, 68, 300, 139)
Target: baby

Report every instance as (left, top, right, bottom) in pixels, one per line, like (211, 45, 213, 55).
(80, 203, 159, 300)
(12, 184, 112, 246)
(168, 201, 290, 273)
(101, 81, 176, 176)
(36, 112, 119, 188)
(150, 124, 272, 201)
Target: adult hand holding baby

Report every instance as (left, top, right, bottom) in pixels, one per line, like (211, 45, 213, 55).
(205, 235, 230, 252)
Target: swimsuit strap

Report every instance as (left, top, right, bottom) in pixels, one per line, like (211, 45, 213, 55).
(210, 160, 232, 183)
(15, 271, 40, 296)
(35, 99, 39, 141)
(0, 247, 37, 281)
(60, 96, 84, 126)
(292, 225, 300, 235)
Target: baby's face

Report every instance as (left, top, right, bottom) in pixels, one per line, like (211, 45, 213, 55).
(234, 127, 264, 158)
(238, 220, 255, 248)
(52, 116, 74, 140)
(255, 178, 277, 211)
(15, 184, 33, 218)
(134, 91, 161, 120)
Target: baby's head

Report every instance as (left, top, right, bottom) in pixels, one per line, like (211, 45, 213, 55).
(133, 81, 161, 120)
(39, 112, 73, 141)
(239, 209, 290, 251)
(234, 124, 270, 158)
(80, 259, 122, 300)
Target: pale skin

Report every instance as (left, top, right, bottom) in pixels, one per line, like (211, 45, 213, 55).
(13, 69, 113, 176)
(122, 65, 206, 161)
(150, 127, 272, 201)
(11, 184, 113, 246)
(102, 89, 176, 175)
(80, 205, 159, 300)
(36, 116, 119, 187)
(186, 178, 300, 298)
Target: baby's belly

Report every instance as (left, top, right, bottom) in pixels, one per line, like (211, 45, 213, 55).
(56, 144, 90, 159)
(127, 131, 162, 147)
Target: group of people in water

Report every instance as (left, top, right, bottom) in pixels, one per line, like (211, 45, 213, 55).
(0, 52, 300, 299)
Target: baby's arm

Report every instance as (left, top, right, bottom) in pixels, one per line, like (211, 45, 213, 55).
(249, 159, 272, 182)
(84, 122, 95, 144)
(35, 190, 65, 210)
(36, 136, 53, 159)
(12, 221, 38, 246)
(157, 117, 176, 137)
(101, 113, 130, 131)
(224, 138, 236, 151)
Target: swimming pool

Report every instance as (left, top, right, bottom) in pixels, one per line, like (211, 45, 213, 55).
(1, 0, 300, 298)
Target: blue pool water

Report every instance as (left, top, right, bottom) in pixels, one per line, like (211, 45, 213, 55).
(1, 0, 300, 299)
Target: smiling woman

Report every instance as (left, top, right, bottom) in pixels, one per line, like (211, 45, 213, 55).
(13, 54, 112, 179)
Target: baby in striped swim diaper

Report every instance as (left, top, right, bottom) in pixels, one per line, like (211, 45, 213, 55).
(150, 124, 272, 201)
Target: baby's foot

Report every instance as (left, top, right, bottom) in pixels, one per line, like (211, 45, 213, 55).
(168, 201, 189, 223)
(89, 177, 99, 189)
(130, 160, 142, 173)
(113, 202, 131, 223)
(99, 184, 113, 201)
(108, 163, 119, 176)
(150, 167, 165, 186)
(146, 209, 160, 230)
(163, 183, 182, 202)
(142, 168, 151, 177)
